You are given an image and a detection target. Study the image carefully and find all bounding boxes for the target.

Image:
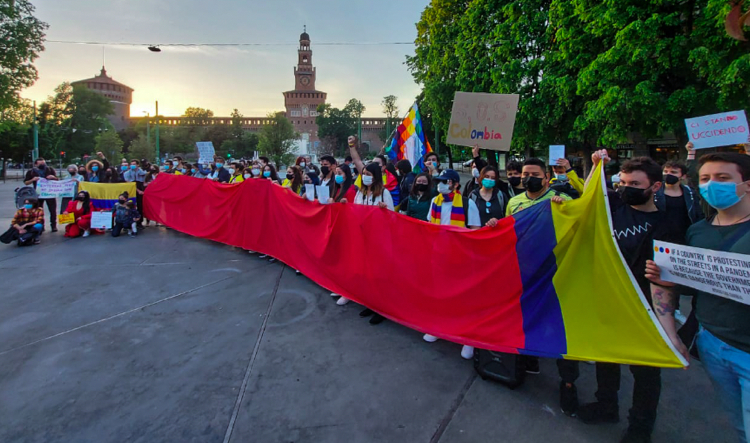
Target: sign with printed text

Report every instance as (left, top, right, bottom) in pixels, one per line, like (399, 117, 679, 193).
(447, 92, 519, 151)
(654, 241, 750, 306)
(90, 211, 112, 230)
(196, 141, 216, 164)
(37, 178, 77, 199)
(685, 110, 749, 149)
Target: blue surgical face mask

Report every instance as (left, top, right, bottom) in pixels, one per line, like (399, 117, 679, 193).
(24, 204, 33, 210)
(700, 180, 745, 210)
(481, 178, 495, 189)
(191, 169, 196, 174)
(556, 173, 568, 182)
(121, 165, 127, 171)
(130, 165, 137, 170)
(335, 175, 345, 184)
(263, 171, 271, 178)
(216, 163, 224, 169)
(92, 166, 99, 172)
(362, 175, 374, 186)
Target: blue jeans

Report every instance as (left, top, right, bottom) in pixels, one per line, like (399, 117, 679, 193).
(697, 328, 750, 443)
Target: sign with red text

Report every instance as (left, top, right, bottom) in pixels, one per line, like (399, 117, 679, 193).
(685, 110, 748, 149)
(447, 92, 519, 151)
(654, 241, 750, 306)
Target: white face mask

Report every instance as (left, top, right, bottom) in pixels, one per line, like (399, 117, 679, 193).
(362, 175, 374, 186)
(472, 168, 480, 178)
(244, 174, 251, 179)
(556, 173, 568, 182)
(228, 168, 236, 175)
(437, 182, 451, 194)
(251, 168, 261, 176)
(300, 162, 306, 168)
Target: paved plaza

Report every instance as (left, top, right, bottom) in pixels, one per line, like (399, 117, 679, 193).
(0, 180, 736, 443)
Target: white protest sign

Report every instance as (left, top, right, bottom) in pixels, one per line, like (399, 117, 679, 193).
(447, 92, 519, 151)
(304, 184, 315, 202)
(685, 110, 749, 149)
(654, 240, 750, 306)
(316, 185, 330, 204)
(90, 211, 112, 230)
(549, 145, 565, 165)
(37, 178, 77, 199)
(196, 141, 216, 164)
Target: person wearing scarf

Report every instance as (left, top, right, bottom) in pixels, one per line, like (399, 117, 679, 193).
(423, 169, 481, 360)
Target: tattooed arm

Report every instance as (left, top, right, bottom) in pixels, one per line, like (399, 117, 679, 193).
(651, 283, 690, 363)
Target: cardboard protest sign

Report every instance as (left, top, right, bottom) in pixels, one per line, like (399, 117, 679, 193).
(549, 145, 565, 165)
(90, 211, 112, 230)
(57, 213, 74, 225)
(685, 110, 748, 149)
(447, 92, 519, 151)
(196, 141, 216, 164)
(37, 179, 77, 199)
(654, 241, 750, 306)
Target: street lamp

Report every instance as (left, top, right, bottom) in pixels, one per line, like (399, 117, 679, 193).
(143, 111, 150, 144)
(148, 46, 161, 52)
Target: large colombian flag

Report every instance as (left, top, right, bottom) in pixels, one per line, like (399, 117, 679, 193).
(144, 164, 687, 368)
(78, 182, 137, 210)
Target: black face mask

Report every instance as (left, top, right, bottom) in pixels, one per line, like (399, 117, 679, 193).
(617, 186, 652, 206)
(415, 183, 429, 193)
(522, 176, 544, 193)
(37, 164, 46, 170)
(508, 176, 522, 187)
(286, 173, 294, 181)
(663, 174, 680, 185)
(76, 195, 85, 201)
(320, 166, 331, 177)
(119, 199, 126, 204)
(105, 171, 113, 176)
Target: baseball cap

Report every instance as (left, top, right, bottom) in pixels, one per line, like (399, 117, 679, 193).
(433, 169, 460, 183)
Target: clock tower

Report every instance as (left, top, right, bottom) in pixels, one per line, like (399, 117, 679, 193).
(284, 27, 327, 147)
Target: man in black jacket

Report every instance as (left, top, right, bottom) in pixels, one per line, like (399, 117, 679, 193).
(24, 158, 59, 232)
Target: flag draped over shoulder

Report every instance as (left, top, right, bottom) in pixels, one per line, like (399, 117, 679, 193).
(385, 103, 432, 173)
(143, 166, 687, 368)
(78, 182, 137, 210)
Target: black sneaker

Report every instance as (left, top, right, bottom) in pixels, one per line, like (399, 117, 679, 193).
(51, 227, 57, 232)
(619, 428, 652, 443)
(359, 308, 374, 318)
(577, 401, 620, 425)
(560, 382, 579, 416)
(525, 357, 540, 374)
(369, 314, 385, 325)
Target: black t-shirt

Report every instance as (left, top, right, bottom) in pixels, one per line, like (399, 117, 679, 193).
(24, 166, 57, 191)
(665, 194, 692, 241)
(688, 219, 750, 354)
(608, 191, 682, 301)
(470, 188, 506, 226)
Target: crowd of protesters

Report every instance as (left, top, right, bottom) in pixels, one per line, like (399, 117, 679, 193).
(3, 135, 749, 443)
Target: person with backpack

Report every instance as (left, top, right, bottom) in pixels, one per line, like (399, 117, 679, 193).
(422, 169, 482, 359)
(467, 165, 509, 227)
(23, 157, 59, 232)
(646, 152, 750, 443)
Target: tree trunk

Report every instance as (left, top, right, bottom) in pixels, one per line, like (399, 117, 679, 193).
(446, 145, 454, 169)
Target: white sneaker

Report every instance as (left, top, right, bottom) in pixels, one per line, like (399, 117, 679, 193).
(461, 345, 475, 360)
(247, 250, 256, 254)
(82, 230, 90, 238)
(423, 334, 439, 343)
(336, 297, 350, 306)
(330, 292, 339, 297)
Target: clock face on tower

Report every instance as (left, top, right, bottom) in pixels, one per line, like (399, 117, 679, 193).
(300, 76, 310, 86)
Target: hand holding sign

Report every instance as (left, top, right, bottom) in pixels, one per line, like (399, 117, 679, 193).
(685, 110, 749, 149)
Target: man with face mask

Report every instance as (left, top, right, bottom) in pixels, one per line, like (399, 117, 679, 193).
(319, 155, 337, 198)
(646, 152, 750, 443)
(210, 156, 231, 183)
(577, 152, 683, 443)
(550, 157, 584, 199)
(506, 160, 524, 196)
(505, 158, 572, 217)
(24, 157, 59, 232)
(653, 161, 704, 242)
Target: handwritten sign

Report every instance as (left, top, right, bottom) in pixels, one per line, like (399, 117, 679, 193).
(57, 213, 74, 225)
(447, 92, 519, 151)
(685, 110, 748, 149)
(90, 211, 112, 230)
(196, 141, 216, 164)
(654, 241, 750, 306)
(549, 145, 565, 165)
(37, 179, 77, 199)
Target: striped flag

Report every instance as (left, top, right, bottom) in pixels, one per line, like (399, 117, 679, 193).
(385, 103, 432, 173)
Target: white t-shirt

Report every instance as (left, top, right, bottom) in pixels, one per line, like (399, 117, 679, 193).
(354, 189, 394, 211)
(426, 196, 481, 228)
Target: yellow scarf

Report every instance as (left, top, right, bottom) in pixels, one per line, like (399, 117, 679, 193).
(429, 192, 465, 227)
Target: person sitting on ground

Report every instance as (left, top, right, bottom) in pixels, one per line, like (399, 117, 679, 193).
(1, 199, 44, 246)
(112, 196, 141, 238)
(63, 191, 95, 238)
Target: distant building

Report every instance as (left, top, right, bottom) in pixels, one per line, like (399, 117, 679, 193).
(72, 67, 133, 132)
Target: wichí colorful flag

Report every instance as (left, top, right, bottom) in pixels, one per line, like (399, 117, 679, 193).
(143, 164, 687, 368)
(78, 182, 137, 210)
(385, 103, 433, 173)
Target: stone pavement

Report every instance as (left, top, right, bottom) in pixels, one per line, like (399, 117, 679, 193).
(0, 181, 735, 443)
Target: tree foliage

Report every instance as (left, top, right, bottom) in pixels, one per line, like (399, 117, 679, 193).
(0, 0, 48, 118)
(94, 130, 124, 159)
(127, 133, 155, 162)
(258, 112, 298, 168)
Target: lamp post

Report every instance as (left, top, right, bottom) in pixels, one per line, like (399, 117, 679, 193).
(155, 101, 160, 164)
(143, 111, 150, 145)
(32, 101, 39, 162)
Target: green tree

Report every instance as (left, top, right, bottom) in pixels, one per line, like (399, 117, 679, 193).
(316, 103, 357, 156)
(258, 112, 298, 168)
(380, 95, 402, 145)
(0, 0, 48, 119)
(182, 107, 214, 124)
(95, 130, 124, 160)
(127, 133, 155, 163)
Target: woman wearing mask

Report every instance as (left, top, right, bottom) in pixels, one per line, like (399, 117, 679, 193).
(333, 163, 395, 311)
(424, 152, 442, 177)
(282, 166, 304, 195)
(229, 163, 246, 184)
(464, 157, 489, 196)
(248, 161, 262, 179)
(396, 160, 416, 204)
(400, 173, 434, 221)
(330, 164, 357, 203)
(63, 191, 95, 238)
(467, 166, 508, 228)
(262, 164, 282, 185)
(101, 167, 119, 183)
(61, 164, 85, 214)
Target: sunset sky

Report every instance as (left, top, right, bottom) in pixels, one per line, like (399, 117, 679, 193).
(21, 0, 429, 118)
